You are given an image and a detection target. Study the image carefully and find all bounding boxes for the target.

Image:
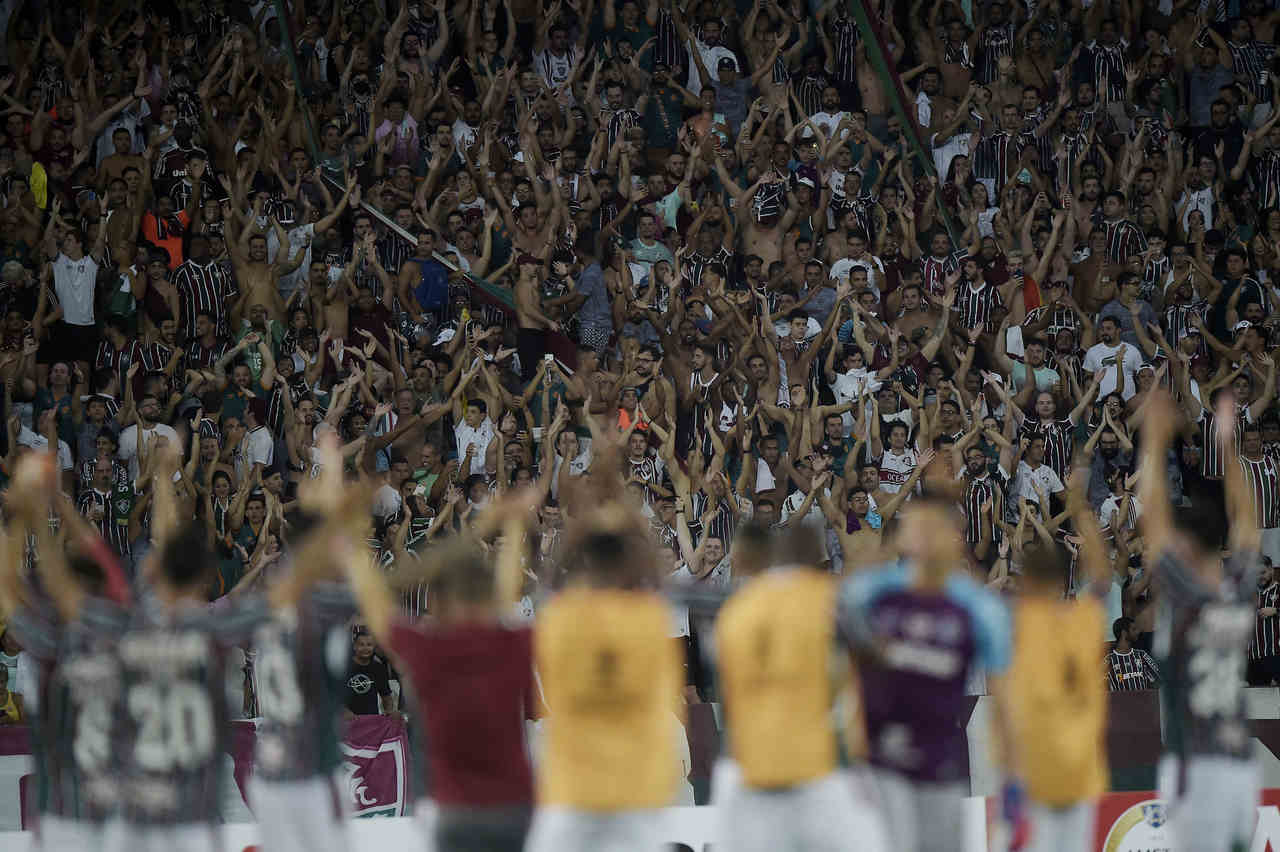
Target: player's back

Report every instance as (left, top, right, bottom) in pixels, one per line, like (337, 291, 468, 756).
(534, 586, 680, 811)
(839, 561, 1010, 783)
(1008, 597, 1107, 806)
(251, 582, 355, 782)
(716, 568, 839, 789)
(1157, 548, 1259, 761)
(111, 596, 264, 825)
(10, 595, 127, 822)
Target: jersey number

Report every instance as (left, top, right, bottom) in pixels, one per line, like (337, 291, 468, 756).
(1188, 648, 1242, 717)
(257, 641, 305, 724)
(128, 681, 215, 772)
(73, 698, 112, 772)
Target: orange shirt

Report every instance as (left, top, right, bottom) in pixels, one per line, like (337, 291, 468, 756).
(141, 210, 190, 269)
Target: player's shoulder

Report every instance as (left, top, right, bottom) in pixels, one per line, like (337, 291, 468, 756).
(944, 571, 1011, 629)
(838, 559, 911, 610)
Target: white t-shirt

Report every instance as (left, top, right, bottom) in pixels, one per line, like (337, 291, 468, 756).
(17, 426, 73, 471)
(1012, 460, 1065, 512)
(245, 425, 274, 470)
(52, 253, 99, 326)
(685, 39, 738, 96)
(372, 482, 403, 522)
(832, 368, 882, 434)
(877, 447, 918, 495)
(454, 417, 496, 476)
(279, 223, 316, 299)
(755, 457, 777, 493)
(1099, 494, 1142, 531)
(117, 423, 182, 481)
(830, 255, 885, 297)
(931, 132, 971, 183)
(1082, 341, 1143, 400)
(550, 441, 593, 499)
(808, 111, 851, 140)
(668, 564, 695, 637)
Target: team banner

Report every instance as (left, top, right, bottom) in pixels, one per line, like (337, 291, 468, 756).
(228, 716, 411, 818)
(336, 716, 411, 818)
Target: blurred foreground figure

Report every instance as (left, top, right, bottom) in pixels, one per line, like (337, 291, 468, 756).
(713, 523, 889, 851)
(346, 492, 542, 852)
(839, 501, 1013, 852)
(524, 503, 683, 852)
(1003, 465, 1110, 852)
(0, 455, 132, 852)
(1142, 392, 1262, 852)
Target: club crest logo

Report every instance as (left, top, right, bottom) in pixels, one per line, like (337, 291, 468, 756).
(1103, 799, 1173, 852)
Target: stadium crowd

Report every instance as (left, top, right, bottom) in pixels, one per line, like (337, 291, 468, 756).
(1, 0, 1280, 781)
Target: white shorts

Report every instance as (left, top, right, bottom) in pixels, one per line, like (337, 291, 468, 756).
(523, 806, 664, 852)
(100, 819, 219, 852)
(1159, 755, 1259, 852)
(249, 775, 349, 852)
(872, 768, 967, 852)
(36, 815, 100, 852)
(717, 761, 889, 852)
(1025, 801, 1095, 852)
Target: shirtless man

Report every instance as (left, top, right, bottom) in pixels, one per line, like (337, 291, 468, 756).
(892, 283, 945, 341)
(713, 156, 793, 269)
(514, 254, 562, 381)
(229, 204, 306, 324)
(500, 196, 564, 260)
(98, 127, 146, 189)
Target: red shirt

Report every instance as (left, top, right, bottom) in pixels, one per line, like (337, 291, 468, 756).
(387, 620, 536, 807)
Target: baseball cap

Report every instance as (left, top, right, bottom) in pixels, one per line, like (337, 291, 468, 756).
(717, 57, 737, 71)
(796, 176, 816, 189)
(1234, 320, 1253, 333)
(517, 253, 540, 267)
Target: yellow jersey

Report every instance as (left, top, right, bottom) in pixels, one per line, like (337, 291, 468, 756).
(716, 569, 843, 789)
(535, 587, 681, 810)
(1008, 597, 1107, 806)
(0, 689, 18, 725)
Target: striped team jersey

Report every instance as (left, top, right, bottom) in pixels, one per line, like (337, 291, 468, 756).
(1198, 406, 1250, 479)
(920, 251, 966, 299)
(1088, 39, 1128, 103)
(111, 595, 268, 825)
(1018, 418, 1075, 481)
(951, 279, 1005, 333)
(1163, 300, 1209, 350)
(8, 597, 129, 821)
(958, 466, 1010, 545)
(1250, 149, 1280, 210)
(1010, 598, 1107, 805)
(1104, 647, 1160, 691)
(973, 131, 1018, 192)
(1024, 303, 1080, 339)
(1251, 582, 1280, 660)
(251, 583, 356, 783)
(1100, 217, 1148, 264)
(1239, 453, 1280, 529)
(1229, 40, 1276, 102)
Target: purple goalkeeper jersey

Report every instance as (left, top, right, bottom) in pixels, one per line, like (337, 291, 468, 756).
(838, 560, 1011, 783)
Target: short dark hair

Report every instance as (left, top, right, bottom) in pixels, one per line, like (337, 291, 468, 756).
(1112, 616, 1134, 642)
(159, 521, 216, 589)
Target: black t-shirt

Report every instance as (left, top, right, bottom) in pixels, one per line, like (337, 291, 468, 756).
(344, 654, 392, 715)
